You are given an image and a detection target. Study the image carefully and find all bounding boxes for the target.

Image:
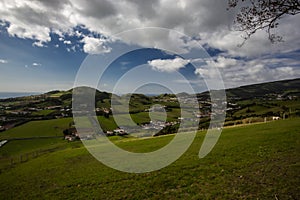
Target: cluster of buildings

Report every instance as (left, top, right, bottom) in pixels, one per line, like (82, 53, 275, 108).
(141, 120, 178, 130)
(105, 128, 126, 136)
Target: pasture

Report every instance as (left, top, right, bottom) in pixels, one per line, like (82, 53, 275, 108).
(0, 118, 299, 199)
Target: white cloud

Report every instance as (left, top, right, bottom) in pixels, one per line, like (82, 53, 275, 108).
(199, 56, 300, 88)
(6, 21, 51, 46)
(200, 14, 300, 58)
(32, 62, 42, 67)
(0, 0, 71, 48)
(0, 59, 8, 64)
(192, 54, 300, 90)
(0, 0, 299, 89)
(66, 46, 76, 52)
(0, 0, 299, 58)
(81, 36, 111, 54)
(194, 64, 221, 81)
(148, 57, 190, 72)
(207, 56, 237, 68)
(63, 40, 72, 45)
(32, 41, 46, 47)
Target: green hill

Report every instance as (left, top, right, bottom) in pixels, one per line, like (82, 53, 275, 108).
(0, 118, 299, 199)
(226, 78, 300, 99)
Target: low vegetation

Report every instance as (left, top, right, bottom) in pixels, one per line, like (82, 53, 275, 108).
(0, 118, 299, 199)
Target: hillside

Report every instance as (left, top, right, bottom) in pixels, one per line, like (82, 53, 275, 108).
(226, 78, 300, 99)
(0, 118, 299, 199)
(1, 78, 300, 134)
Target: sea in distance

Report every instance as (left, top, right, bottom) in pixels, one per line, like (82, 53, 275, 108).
(0, 92, 40, 99)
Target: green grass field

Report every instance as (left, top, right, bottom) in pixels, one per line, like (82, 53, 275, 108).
(232, 99, 300, 118)
(30, 109, 56, 116)
(0, 118, 72, 140)
(0, 118, 299, 199)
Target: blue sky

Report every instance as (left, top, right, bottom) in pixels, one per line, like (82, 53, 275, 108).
(0, 0, 299, 94)
(0, 25, 85, 92)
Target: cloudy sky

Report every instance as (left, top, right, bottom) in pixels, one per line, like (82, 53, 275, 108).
(0, 0, 299, 93)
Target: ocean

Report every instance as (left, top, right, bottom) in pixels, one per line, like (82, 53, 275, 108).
(0, 92, 40, 99)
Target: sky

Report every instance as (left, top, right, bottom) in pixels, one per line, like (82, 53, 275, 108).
(0, 0, 299, 94)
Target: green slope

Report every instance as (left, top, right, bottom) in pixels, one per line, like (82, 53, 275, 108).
(0, 118, 72, 140)
(226, 78, 300, 99)
(0, 118, 299, 199)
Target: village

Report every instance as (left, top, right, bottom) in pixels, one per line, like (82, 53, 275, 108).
(0, 86, 297, 140)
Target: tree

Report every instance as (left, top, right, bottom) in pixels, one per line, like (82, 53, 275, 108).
(228, 0, 300, 45)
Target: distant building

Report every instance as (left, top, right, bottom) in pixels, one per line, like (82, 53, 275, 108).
(106, 131, 114, 136)
(45, 106, 62, 110)
(0, 140, 8, 147)
(272, 116, 280, 120)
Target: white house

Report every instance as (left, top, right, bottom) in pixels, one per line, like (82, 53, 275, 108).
(272, 116, 280, 120)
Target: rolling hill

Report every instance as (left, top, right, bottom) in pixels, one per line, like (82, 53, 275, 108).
(226, 78, 300, 99)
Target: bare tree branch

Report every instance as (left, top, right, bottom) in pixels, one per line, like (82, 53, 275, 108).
(228, 0, 300, 46)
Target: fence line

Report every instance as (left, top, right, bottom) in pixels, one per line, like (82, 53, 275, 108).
(0, 145, 66, 171)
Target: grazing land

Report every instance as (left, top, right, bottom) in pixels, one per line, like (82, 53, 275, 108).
(0, 118, 299, 199)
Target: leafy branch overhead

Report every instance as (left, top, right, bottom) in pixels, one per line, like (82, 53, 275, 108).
(228, 0, 300, 45)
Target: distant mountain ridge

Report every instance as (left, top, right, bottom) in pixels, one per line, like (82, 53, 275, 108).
(225, 78, 300, 99)
(1, 78, 299, 132)
(47, 78, 300, 110)
(2, 78, 299, 102)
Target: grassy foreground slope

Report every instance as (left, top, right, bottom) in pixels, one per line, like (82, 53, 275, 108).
(0, 118, 72, 157)
(0, 118, 72, 140)
(0, 119, 299, 199)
